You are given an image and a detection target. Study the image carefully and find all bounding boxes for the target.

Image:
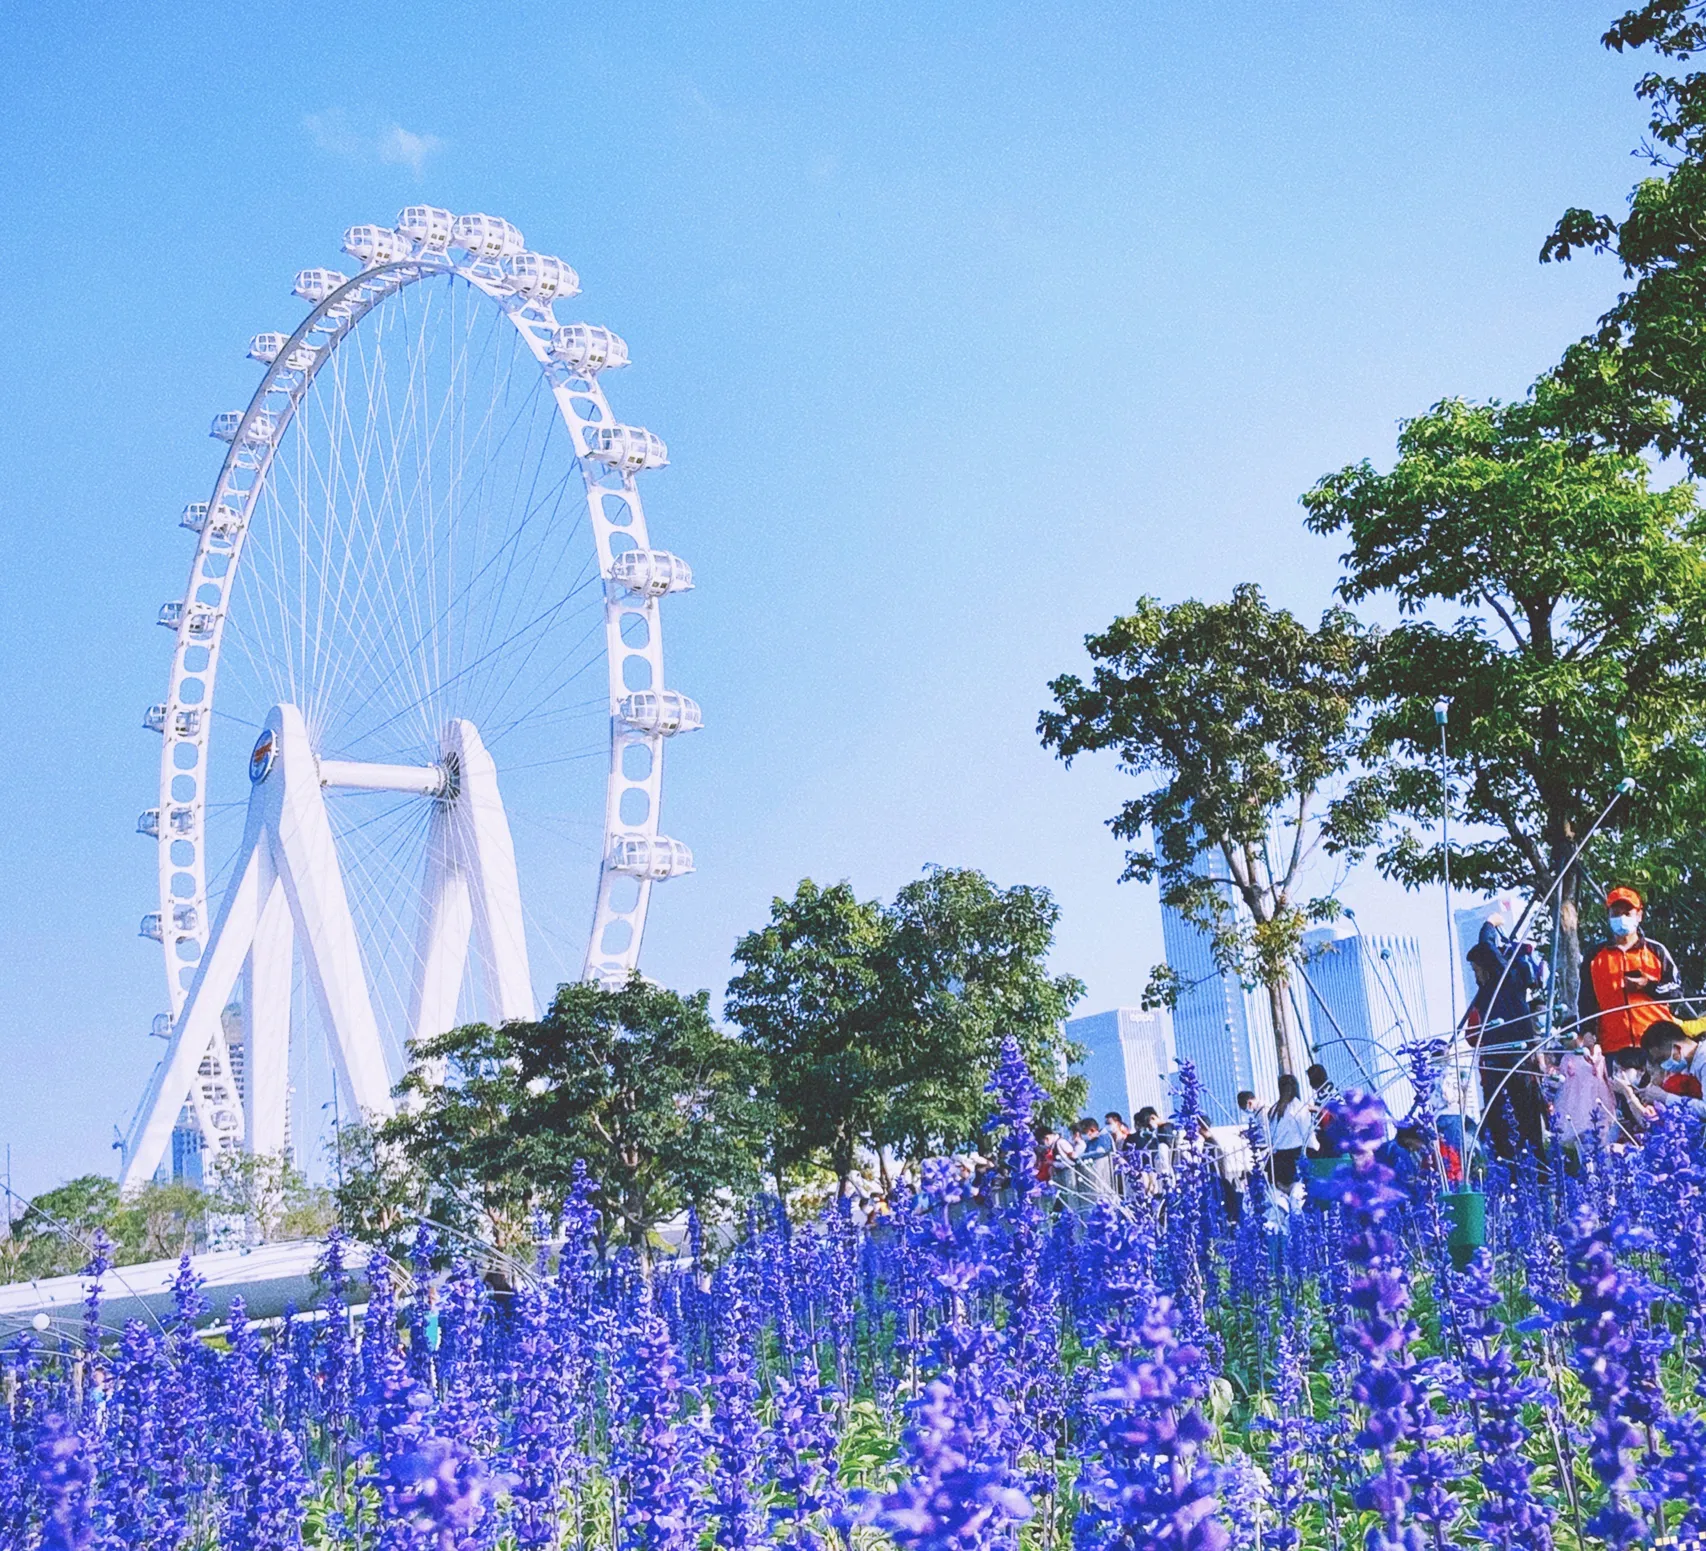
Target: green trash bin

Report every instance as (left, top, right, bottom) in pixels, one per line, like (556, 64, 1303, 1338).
(1445, 1189, 1486, 1269)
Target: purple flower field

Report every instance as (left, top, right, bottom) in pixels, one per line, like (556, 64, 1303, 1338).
(7, 1041, 1706, 1550)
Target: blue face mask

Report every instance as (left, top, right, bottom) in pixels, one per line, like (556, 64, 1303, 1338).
(1610, 913, 1638, 937)
(1663, 1056, 1688, 1073)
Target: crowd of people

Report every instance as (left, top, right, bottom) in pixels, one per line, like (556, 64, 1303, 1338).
(1033, 884, 1706, 1218)
(834, 886, 1706, 1227)
(1465, 884, 1706, 1160)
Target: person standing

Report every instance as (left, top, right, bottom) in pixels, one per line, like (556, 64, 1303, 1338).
(1266, 1073, 1311, 1194)
(1579, 886, 1689, 1056)
(1551, 1025, 1616, 1153)
(1466, 937, 1547, 1160)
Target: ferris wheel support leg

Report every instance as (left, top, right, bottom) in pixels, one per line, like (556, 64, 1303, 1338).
(266, 705, 396, 1124)
(450, 720, 535, 1026)
(121, 847, 262, 1189)
(245, 875, 294, 1156)
(408, 810, 475, 1087)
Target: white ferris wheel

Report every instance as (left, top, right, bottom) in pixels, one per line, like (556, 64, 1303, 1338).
(121, 208, 700, 1189)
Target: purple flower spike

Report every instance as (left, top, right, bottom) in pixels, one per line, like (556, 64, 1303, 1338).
(1074, 1294, 1230, 1551)
(31, 1413, 93, 1551)
(869, 1372, 1032, 1551)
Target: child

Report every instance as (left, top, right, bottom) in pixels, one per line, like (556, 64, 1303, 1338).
(1640, 1020, 1706, 1117)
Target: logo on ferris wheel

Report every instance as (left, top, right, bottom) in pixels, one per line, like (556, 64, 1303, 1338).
(249, 729, 277, 784)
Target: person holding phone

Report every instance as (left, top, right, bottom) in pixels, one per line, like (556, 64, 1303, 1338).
(1579, 887, 1691, 1056)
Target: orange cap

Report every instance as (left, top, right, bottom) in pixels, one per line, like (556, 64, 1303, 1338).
(1607, 885, 1644, 911)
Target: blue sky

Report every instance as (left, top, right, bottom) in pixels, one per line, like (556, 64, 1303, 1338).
(0, 0, 1658, 1197)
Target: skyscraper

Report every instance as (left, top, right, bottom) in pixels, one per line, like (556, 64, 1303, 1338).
(1066, 1007, 1174, 1123)
(1297, 926, 1431, 1117)
(1158, 851, 1308, 1122)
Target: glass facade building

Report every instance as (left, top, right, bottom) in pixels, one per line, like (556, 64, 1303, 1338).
(1065, 1007, 1174, 1125)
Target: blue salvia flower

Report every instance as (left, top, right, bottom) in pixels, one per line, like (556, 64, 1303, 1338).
(1253, 1310, 1310, 1551)
(707, 1274, 768, 1551)
(373, 1371, 511, 1551)
(1072, 1293, 1229, 1551)
(31, 1413, 93, 1551)
(152, 1250, 212, 1542)
(866, 1367, 1032, 1551)
(1656, 1406, 1706, 1546)
(1318, 1089, 1461, 1551)
(505, 1278, 569, 1549)
(0, 1358, 23, 1550)
(1545, 1207, 1669, 1550)
(612, 1283, 707, 1551)
(437, 1260, 499, 1451)
(1450, 1249, 1553, 1550)
(983, 1036, 1062, 1458)
(96, 1318, 166, 1548)
(1077, 1201, 1156, 1354)
(768, 1351, 847, 1551)
(360, 1253, 409, 1445)
(317, 1229, 356, 1438)
(243, 1424, 310, 1551)
(407, 1222, 441, 1386)
(79, 1232, 111, 1388)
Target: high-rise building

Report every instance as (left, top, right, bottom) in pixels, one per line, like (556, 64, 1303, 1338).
(1158, 852, 1312, 1122)
(1066, 1007, 1174, 1124)
(1297, 926, 1431, 1117)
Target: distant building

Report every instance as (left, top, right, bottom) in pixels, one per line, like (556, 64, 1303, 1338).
(169, 1106, 204, 1187)
(1298, 926, 1431, 1118)
(160, 1004, 251, 1187)
(1158, 851, 1311, 1122)
(1067, 1008, 1174, 1124)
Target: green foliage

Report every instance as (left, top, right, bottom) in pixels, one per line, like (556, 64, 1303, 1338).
(723, 878, 892, 1187)
(206, 1149, 333, 1243)
(727, 867, 1084, 1187)
(1542, 4, 1706, 468)
(328, 1120, 434, 1262)
(1039, 584, 1370, 1073)
(1301, 378, 1706, 997)
(879, 866, 1086, 1159)
(2, 1173, 213, 1282)
(387, 975, 771, 1254)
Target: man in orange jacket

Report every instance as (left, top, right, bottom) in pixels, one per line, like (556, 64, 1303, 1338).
(1578, 886, 1690, 1055)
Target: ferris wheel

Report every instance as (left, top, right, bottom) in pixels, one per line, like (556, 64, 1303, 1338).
(121, 208, 701, 1188)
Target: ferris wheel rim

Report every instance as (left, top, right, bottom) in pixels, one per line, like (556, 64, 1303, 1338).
(143, 223, 695, 1039)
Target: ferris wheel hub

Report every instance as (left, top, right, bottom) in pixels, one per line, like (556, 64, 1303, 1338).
(125, 209, 698, 1187)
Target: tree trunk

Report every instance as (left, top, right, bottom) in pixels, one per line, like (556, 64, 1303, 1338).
(1266, 977, 1304, 1079)
(1555, 859, 1582, 1039)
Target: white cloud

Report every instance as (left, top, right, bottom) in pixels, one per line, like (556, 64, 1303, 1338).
(302, 111, 444, 179)
(379, 125, 443, 178)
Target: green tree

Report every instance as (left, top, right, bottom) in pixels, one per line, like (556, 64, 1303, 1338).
(727, 868, 1084, 1192)
(207, 1150, 333, 1245)
(111, 1180, 210, 1264)
(2, 1175, 212, 1282)
(8, 1175, 123, 1280)
(388, 976, 770, 1258)
(1039, 586, 1371, 1078)
(1543, 3, 1706, 470)
(877, 866, 1085, 1161)
(1301, 379, 1706, 1008)
(329, 1121, 434, 1262)
(723, 879, 893, 1190)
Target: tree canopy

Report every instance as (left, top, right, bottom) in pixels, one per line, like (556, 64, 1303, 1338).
(1039, 585, 1371, 1077)
(388, 976, 771, 1255)
(1301, 378, 1706, 1001)
(726, 866, 1084, 1190)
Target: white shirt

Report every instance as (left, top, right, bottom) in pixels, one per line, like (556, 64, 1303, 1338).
(1269, 1102, 1314, 1152)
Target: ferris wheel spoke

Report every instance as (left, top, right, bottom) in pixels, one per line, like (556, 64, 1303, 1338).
(132, 213, 690, 1190)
